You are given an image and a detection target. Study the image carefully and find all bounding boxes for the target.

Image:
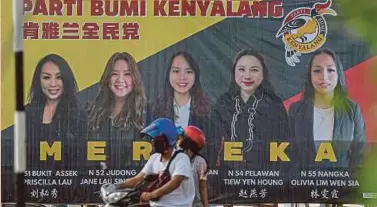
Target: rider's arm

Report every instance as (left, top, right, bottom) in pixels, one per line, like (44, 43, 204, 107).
(151, 153, 191, 199)
(118, 172, 145, 189)
(120, 154, 158, 188)
(199, 180, 209, 207)
(198, 158, 209, 207)
(120, 153, 158, 189)
(150, 175, 184, 199)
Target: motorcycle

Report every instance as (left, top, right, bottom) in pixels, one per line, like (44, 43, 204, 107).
(99, 162, 159, 207)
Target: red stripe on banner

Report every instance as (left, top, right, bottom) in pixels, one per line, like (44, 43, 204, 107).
(283, 92, 302, 110)
(284, 56, 377, 142)
(346, 56, 377, 142)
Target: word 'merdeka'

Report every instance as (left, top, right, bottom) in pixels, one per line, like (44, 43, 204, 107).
(39, 141, 337, 162)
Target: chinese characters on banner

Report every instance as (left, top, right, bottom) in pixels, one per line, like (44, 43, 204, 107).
(24, 22, 140, 40)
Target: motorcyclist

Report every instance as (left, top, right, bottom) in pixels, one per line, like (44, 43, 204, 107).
(104, 118, 195, 207)
(177, 125, 209, 207)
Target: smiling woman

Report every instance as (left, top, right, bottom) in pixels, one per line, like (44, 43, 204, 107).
(25, 54, 87, 170)
(211, 49, 290, 168)
(146, 51, 211, 130)
(86, 52, 146, 168)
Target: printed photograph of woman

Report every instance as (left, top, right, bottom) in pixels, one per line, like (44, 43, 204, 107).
(212, 49, 290, 169)
(25, 53, 87, 170)
(146, 51, 212, 130)
(86, 52, 146, 168)
(288, 48, 367, 169)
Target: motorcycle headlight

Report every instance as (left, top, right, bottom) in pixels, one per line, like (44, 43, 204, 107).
(100, 183, 134, 204)
(107, 191, 129, 203)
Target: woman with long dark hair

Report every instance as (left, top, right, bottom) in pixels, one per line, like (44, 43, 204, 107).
(288, 48, 367, 169)
(212, 49, 289, 168)
(87, 52, 146, 167)
(26, 53, 87, 169)
(209, 49, 290, 203)
(148, 51, 211, 128)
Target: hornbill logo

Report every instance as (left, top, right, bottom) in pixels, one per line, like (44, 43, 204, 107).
(276, 0, 337, 66)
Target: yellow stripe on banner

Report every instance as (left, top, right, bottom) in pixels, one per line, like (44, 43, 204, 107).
(1, 0, 228, 130)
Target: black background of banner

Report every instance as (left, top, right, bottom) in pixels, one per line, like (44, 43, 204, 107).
(2, 0, 377, 204)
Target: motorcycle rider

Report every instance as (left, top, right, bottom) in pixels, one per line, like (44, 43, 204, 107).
(106, 118, 195, 207)
(177, 125, 209, 207)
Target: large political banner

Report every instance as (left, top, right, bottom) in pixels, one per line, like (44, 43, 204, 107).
(2, 0, 377, 205)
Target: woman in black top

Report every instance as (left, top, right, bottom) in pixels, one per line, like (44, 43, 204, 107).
(210, 49, 290, 203)
(146, 51, 211, 127)
(288, 48, 366, 169)
(145, 51, 216, 158)
(86, 52, 146, 168)
(26, 54, 87, 170)
(212, 49, 289, 169)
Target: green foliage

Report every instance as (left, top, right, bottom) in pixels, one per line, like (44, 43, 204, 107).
(338, 0, 377, 51)
(339, 0, 377, 204)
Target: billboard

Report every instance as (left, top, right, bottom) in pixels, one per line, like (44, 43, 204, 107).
(2, 0, 377, 204)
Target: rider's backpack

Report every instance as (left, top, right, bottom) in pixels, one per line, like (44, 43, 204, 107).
(143, 149, 185, 201)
